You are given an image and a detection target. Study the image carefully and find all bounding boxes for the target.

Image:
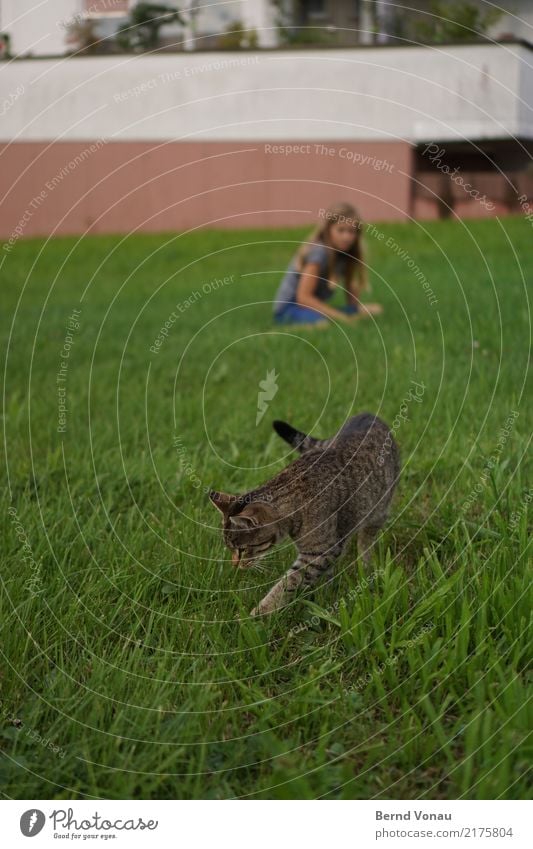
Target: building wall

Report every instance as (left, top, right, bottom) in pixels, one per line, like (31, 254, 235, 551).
(0, 43, 531, 239)
(0, 140, 412, 242)
(0, 0, 77, 56)
(518, 41, 533, 135)
(2, 44, 531, 142)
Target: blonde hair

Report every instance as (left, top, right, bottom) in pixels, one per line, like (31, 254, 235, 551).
(294, 201, 367, 292)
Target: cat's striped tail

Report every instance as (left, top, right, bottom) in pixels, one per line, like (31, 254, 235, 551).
(272, 420, 320, 453)
(273, 413, 384, 454)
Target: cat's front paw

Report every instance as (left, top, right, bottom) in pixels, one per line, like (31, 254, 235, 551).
(251, 584, 289, 617)
(250, 600, 273, 617)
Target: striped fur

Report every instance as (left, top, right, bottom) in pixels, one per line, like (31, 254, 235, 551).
(209, 414, 400, 616)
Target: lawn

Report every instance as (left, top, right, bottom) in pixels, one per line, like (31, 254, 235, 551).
(1, 216, 531, 799)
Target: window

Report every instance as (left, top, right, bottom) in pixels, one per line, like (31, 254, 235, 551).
(302, 1, 328, 20)
(349, 1, 361, 20)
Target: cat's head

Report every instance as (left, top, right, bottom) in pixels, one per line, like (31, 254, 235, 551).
(209, 491, 280, 568)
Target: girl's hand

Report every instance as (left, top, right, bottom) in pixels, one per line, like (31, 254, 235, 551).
(337, 311, 359, 324)
(357, 302, 383, 318)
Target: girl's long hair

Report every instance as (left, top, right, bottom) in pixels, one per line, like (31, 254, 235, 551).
(294, 201, 367, 292)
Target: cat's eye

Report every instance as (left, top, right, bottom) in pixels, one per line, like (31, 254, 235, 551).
(246, 537, 275, 551)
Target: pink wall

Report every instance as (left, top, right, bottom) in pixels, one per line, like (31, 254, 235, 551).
(0, 140, 413, 242)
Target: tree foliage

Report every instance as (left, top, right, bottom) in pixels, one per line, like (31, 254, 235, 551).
(413, 1, 504, 44)
(117, 3, 184, 52)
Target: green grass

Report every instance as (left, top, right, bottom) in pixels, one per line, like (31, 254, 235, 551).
(1, 216, 531, 799)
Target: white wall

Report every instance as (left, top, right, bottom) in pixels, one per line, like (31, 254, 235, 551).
(0, 0, 78, 57)
(1, 42, 532, 142)
(518, 41, 533, 136)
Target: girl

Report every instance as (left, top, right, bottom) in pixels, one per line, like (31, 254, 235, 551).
(273, 202, 382, 326)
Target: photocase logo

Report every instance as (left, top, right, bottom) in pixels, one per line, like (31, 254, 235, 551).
(256, 368, 279, 425)
(20, 809, 46, 837)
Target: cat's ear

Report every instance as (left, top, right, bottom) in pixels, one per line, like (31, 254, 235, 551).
(231, 501, 276, 529)
(229, 513, 257, 530)
(209, 490, 238, 517)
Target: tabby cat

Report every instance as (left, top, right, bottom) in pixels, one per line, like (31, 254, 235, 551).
(209, 413, 400, 616)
